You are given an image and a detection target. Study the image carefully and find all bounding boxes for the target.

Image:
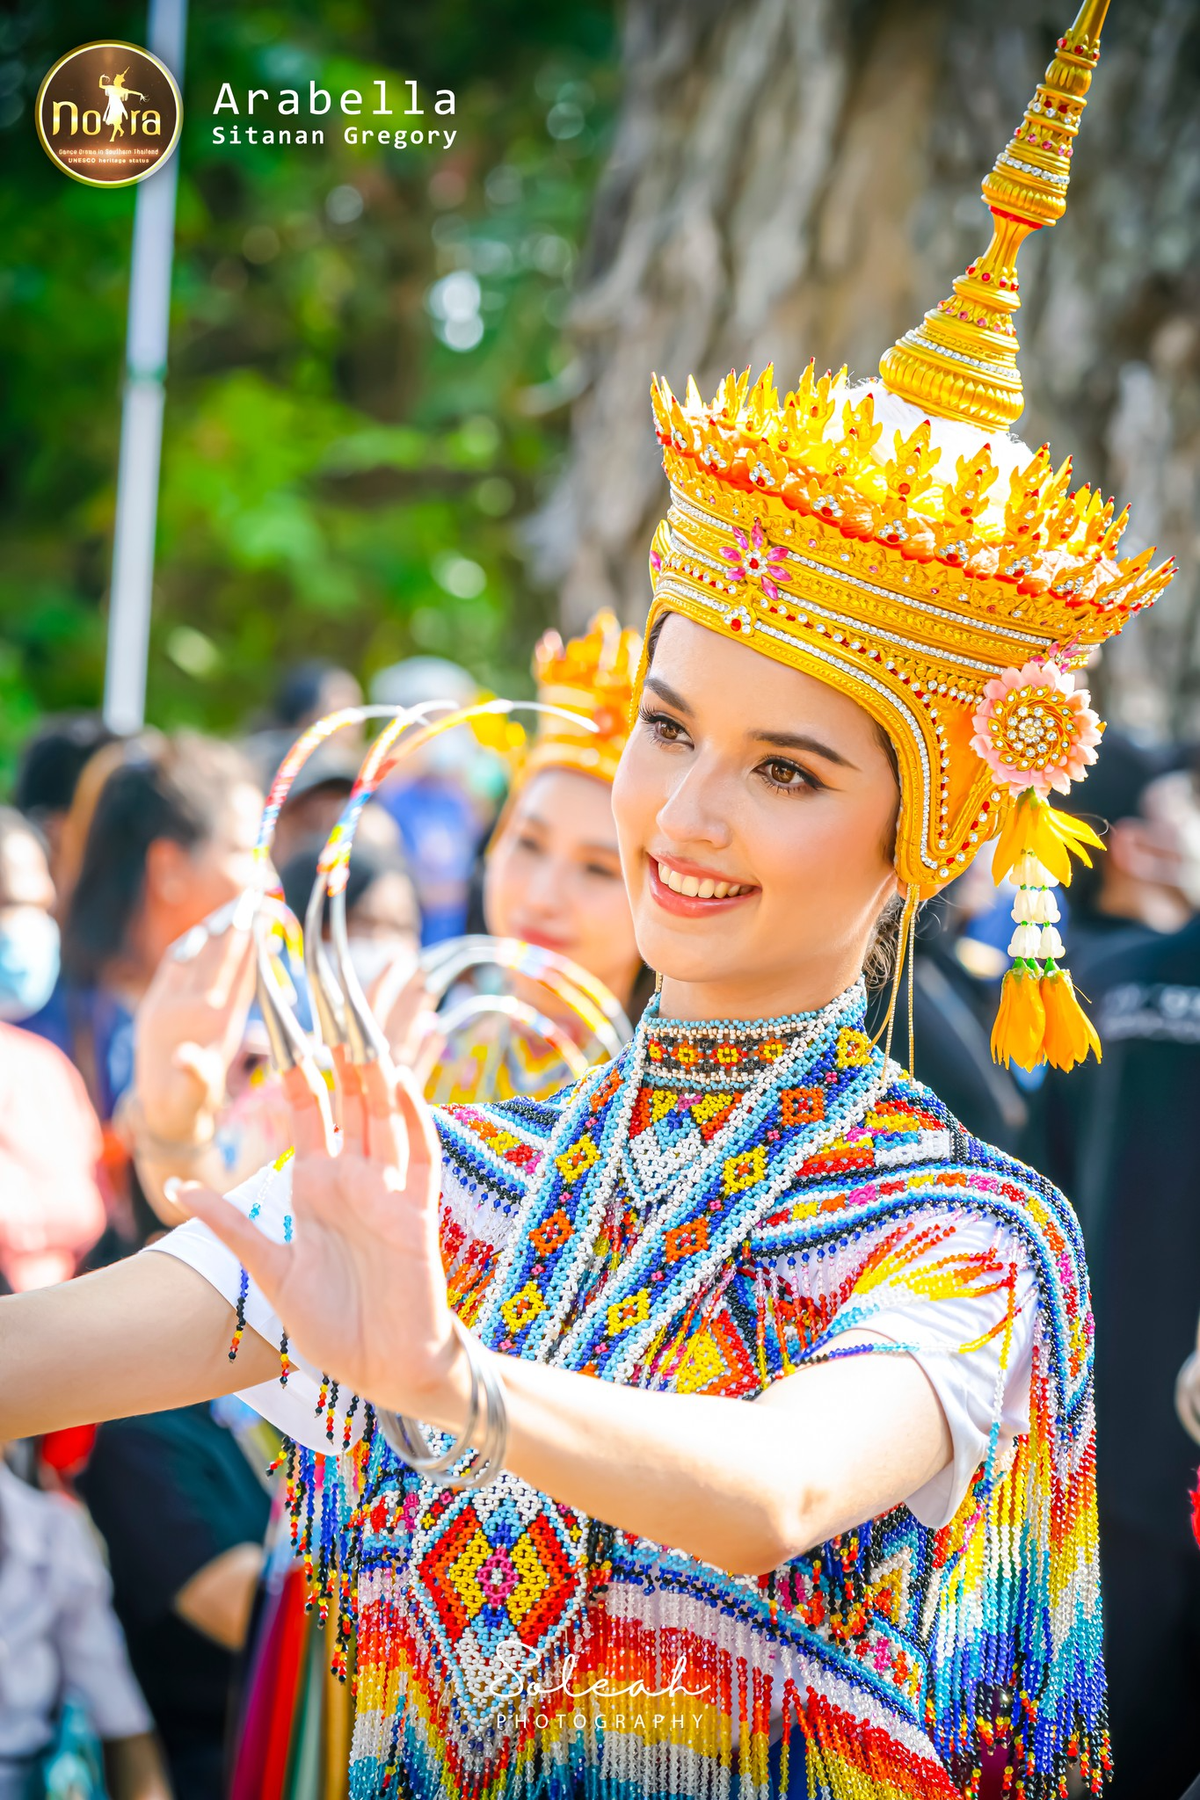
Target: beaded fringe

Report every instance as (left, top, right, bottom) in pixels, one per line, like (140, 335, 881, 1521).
(273, 993, 1108, 1799)
(284, 1406, 1107, 1800)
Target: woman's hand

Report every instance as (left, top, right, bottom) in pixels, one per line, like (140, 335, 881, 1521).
(134, 900, 257, 1146)
(176, 1054, 459, 1416)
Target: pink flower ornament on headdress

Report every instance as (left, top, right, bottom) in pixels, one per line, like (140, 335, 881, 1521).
(970, 660, 1102, 800)
(720, 519, 788, 600)
(975, 660, 1106, 1074)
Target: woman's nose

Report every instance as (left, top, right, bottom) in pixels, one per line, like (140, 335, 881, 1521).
(523, 854, 565, 915)
(656, 759, 733, 850)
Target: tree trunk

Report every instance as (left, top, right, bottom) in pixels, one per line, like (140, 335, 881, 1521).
(530, 0, 1200, 732)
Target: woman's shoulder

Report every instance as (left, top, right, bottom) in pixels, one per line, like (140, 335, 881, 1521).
(759, 1065, 1080, 1251)
(884, 1069, 1076, 1215)
(433, 1061, 613, 1243)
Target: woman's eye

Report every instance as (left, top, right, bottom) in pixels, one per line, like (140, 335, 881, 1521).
(514, 833, 543, 854)
(759, 758, 818, 794)
(584, 861, 621, 881)
(640, 707, 689, 746)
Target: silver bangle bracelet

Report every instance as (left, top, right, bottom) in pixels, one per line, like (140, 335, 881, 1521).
(376, 1319, 508, 1491)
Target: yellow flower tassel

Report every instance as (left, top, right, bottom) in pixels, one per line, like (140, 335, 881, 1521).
(989, 787, 1106, 1072)
(992, 789, 1105, 888)
(991, 964, 1047, 1070)
(1041, 966, 1102, 1071)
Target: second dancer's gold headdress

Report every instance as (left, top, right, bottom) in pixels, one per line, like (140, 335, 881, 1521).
(517, 610, 643, 793)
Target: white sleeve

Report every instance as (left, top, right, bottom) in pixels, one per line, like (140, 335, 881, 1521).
(828, 1210, 1037, 1530)
(147, 1158, 366, 1456)
(49, 1499, 152, 1741)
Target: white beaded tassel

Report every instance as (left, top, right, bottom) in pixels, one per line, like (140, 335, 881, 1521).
(1007, 850, 1065, 971)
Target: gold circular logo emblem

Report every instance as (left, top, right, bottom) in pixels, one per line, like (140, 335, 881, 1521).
(35, 41, 182, 187)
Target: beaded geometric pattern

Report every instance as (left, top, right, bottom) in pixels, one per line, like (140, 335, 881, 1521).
(407, 1472, 588, 1732)
(288, 985, 1107, 1799)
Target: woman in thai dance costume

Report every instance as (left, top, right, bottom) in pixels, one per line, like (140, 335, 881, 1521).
(386, 608, 650, 1104)
(0, 9, 1174, 1795)
(475, 610, 649, 1029)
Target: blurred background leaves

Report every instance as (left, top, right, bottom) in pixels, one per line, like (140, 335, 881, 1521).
(4, 0, 1199, 794)
(0, 0, 617, 781)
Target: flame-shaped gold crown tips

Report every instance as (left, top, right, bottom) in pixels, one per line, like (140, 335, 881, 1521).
(880, 0, 1111, 430)
(520, 610, 643, 788)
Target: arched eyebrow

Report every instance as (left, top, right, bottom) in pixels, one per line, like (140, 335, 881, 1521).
(643, 674, 691, 714)
(646, 674, 856, 770)
(521, 808, 620, 858)
(750, 728, 857, 771)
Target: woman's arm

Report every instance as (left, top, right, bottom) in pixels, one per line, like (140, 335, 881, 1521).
(0, 1252, 278, 1440)
(174, 1541, 265, 1650)
(429, 1327, 950, 1574)
(181, 1060, 955, 1577)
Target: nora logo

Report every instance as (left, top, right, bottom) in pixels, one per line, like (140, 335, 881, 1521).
(36, 40, 182, 186)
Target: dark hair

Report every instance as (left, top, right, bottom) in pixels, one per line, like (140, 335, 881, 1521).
(279, 839, 413, 931)
(274, 660, 349, 729)
(14, 714, 117, 819)
(62, 733, 254, 985)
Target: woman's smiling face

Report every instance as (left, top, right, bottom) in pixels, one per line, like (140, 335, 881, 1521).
(611, 613, 902, 1021)
(485, 766, 643, 1010)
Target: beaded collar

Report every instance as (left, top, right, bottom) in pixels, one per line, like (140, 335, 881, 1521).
(474, 980, 891, 1380)
(639, 1004, 833, 1088)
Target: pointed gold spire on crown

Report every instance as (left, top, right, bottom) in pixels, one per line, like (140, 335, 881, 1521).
(879, 0, 1110, 431)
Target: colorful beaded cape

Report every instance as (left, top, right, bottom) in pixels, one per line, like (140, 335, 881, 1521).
(283, 983, 1105, 1800)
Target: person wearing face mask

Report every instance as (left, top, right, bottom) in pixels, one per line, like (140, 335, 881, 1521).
(0, 808, 107, 1294)
(0, 805, 61, 1024)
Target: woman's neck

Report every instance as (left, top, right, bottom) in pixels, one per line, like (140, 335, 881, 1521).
(657, 952, 867, 1025)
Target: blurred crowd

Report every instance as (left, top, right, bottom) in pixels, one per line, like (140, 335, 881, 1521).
(2, 647, 1200, 1799)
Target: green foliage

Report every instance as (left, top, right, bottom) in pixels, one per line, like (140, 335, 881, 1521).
(0, 0, 616, 783)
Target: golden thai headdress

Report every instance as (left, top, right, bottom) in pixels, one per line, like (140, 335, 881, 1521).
(516, 609, 643, 792)
(640, 0, 1174, 1071)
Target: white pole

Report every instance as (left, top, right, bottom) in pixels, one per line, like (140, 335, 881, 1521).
(103, 0, 188, 733)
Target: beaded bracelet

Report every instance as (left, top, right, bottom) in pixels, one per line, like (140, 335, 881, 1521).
(376, 1318, 509, 1491)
